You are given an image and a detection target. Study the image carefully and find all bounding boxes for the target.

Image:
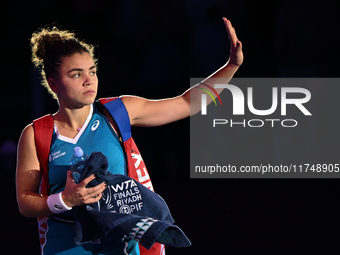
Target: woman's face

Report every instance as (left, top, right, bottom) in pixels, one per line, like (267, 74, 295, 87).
(50, 52, 98, 108)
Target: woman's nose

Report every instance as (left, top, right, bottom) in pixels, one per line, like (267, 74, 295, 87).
(83, 74, 93, 86)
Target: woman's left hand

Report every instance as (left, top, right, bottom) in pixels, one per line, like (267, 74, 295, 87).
(223, 17, 243, 67)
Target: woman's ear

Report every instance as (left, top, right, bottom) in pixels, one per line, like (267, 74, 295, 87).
(47, 78, 59, 94)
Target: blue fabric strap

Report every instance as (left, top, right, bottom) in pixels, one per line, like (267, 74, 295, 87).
(101, 98, 131, 142)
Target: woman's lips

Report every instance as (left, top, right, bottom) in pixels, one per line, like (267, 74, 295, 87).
(84, 90, 95, 95)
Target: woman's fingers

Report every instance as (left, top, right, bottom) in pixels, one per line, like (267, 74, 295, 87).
(83, 179, 106, 201)
(79, 173, 97, 187)
(63, 171, 106, 206)
(223, 17, 239, 48)
(223, 17, 243, 67)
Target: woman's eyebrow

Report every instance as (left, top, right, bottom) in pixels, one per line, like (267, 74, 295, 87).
(67, 68, 83, 73)
(67, 65, 96, 73)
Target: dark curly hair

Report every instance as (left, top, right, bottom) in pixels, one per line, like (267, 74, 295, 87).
(31, 27, 96, 99)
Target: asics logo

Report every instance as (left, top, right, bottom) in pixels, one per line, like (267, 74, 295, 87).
(91, 120, 100, 131)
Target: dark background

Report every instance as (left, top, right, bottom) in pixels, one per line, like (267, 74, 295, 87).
(1, 0, 340, 254)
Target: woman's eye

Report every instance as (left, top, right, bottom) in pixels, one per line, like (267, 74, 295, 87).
(72, 73, 80, 78)
(90, 71, 97, 76)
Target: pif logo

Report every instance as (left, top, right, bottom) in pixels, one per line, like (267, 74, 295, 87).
(200, 84, 312, 116)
